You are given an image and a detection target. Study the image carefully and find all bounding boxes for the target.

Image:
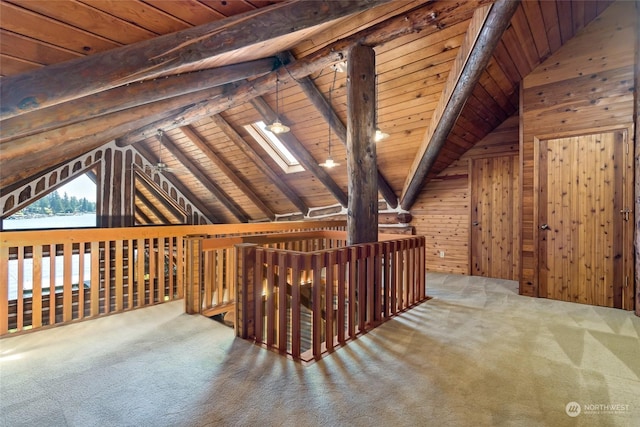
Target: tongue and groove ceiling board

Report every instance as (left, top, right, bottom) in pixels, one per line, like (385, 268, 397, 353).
(0, 0, 617, 222)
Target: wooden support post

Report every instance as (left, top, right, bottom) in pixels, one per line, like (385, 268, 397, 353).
(236, 243, 258, 338)
(184, 235, 207, 315)
(346, 44, 378, 245)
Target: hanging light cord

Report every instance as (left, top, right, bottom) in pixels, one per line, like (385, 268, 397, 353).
(275, 77, 281, 118)
(328, 69, 337, 157)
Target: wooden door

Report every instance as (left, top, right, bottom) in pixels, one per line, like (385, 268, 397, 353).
(538, 130, 632, 309)
(471, 155, 520, 280)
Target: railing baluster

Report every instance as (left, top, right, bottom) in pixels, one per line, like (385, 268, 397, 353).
(115, 240, 124, 313)
(48, 244, 56, 325)
(278, 252, 288, 354)
(291, 253, 302, 360)
(17, 246, 24, 330)
(90, 241, 100, 317)
(265, 250, 276, 348)
(337, 249, 346, 344)
(167, 238, 174, 301)
(312, 253, 323, 359)
(325, 250, 335, 353)
(158, 238, 166, 303)
(63, 242, 72, 322)
(254, 249, 264, 344)
(104, 241, 111, 314)
(78, 242, 86, 318)
(0, 245, 9, 334)
(32, 245, 43, 328)
(348, 246, 357, 339)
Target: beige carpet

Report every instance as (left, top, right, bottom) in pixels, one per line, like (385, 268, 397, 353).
(1, 273, 639, 427)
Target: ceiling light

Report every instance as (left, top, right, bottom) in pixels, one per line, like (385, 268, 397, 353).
(374, 128, 389, 142)
(266, 77, 289, 134)
(266, 120, 289, 134)
(320, 156, 338, 168)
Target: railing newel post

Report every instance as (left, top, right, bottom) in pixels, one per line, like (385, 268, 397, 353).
(184, 234, 209, 315)
(235, 243, 258, 339)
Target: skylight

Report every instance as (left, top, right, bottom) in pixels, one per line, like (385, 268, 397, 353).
(244, 121, 304, 173)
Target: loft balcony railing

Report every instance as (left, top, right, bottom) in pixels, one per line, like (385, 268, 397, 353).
(0, 221, 345, 336)
(2, 221, 426, 362)
(184, 230, 427, 362)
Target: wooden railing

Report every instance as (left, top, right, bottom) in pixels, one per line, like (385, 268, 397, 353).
(234, 232, 426, 362)
(0, 221, 345, 336)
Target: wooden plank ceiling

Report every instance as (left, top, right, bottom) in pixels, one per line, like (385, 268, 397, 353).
(0, 0, 614, 224)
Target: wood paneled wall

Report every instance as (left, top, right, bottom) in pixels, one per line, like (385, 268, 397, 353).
(520, 1, 636, 298)
(413, 114, 519, 275)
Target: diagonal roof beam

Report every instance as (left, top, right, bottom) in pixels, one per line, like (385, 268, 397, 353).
(294, 69, 398, 208)
(0, 58, 277, 143)
(134, 144, 220, 223)
(180, 125, 276, 221)
(400, 0, 521, 211)
(156, 132, 249, 223)
(250, 97, 349, 208)
(210, 114, 309, 216)
(134, 170, 189, 221)
(116, 0, 483, 145)
(135, 191, 174, 225)
(1, 0, 390, 119)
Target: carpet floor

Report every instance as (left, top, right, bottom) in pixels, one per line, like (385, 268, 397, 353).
(1, 273, 639, 427)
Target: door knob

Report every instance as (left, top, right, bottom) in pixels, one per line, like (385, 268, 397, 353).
(540, 224, 549, 230)
(472, 221, 479, 226)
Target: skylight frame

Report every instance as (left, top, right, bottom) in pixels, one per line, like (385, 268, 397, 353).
(245, 121, 304, 174)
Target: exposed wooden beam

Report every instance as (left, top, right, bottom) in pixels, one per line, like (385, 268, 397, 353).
(347, 45, 378, 245)
(136, 191, 173, 225)
(135, 171, 189, 222)
(0, 0, 389, 119)
(250, 97, 349, 208)
(290, 56, 398, 208)
(116, 0, 483, 144)
(400, 0, 520, 211)
(210, 114, 309, 215)
(135, 207, 154, 225)
(157, 132, 249, 223)
(180, 125, 275, 221)
(0, 58, 277, 143)
(134, 144, 220, 224)
(0, 98, 200, 188)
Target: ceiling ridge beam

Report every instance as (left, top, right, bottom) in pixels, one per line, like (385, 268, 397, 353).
(1, 0, 390, 119)
(250, 97, 349, 208)
(210, 114, 309, 216)
(116, 0, 486, 145)
(0, 58, 277, 143)
(180, 125, 276, 221)
(400, 0, 521, 210)
(156, 132, 249, 223)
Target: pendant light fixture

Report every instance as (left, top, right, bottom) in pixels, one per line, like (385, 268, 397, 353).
(374, 128, 389, 142)
(266, 77, 290, 134)
(320, 69, 339, 168)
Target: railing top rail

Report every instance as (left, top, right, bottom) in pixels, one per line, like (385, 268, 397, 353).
(250, 234, 425, 257)
(199, 230, 420, 252)
(0, 220, 347, 247)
